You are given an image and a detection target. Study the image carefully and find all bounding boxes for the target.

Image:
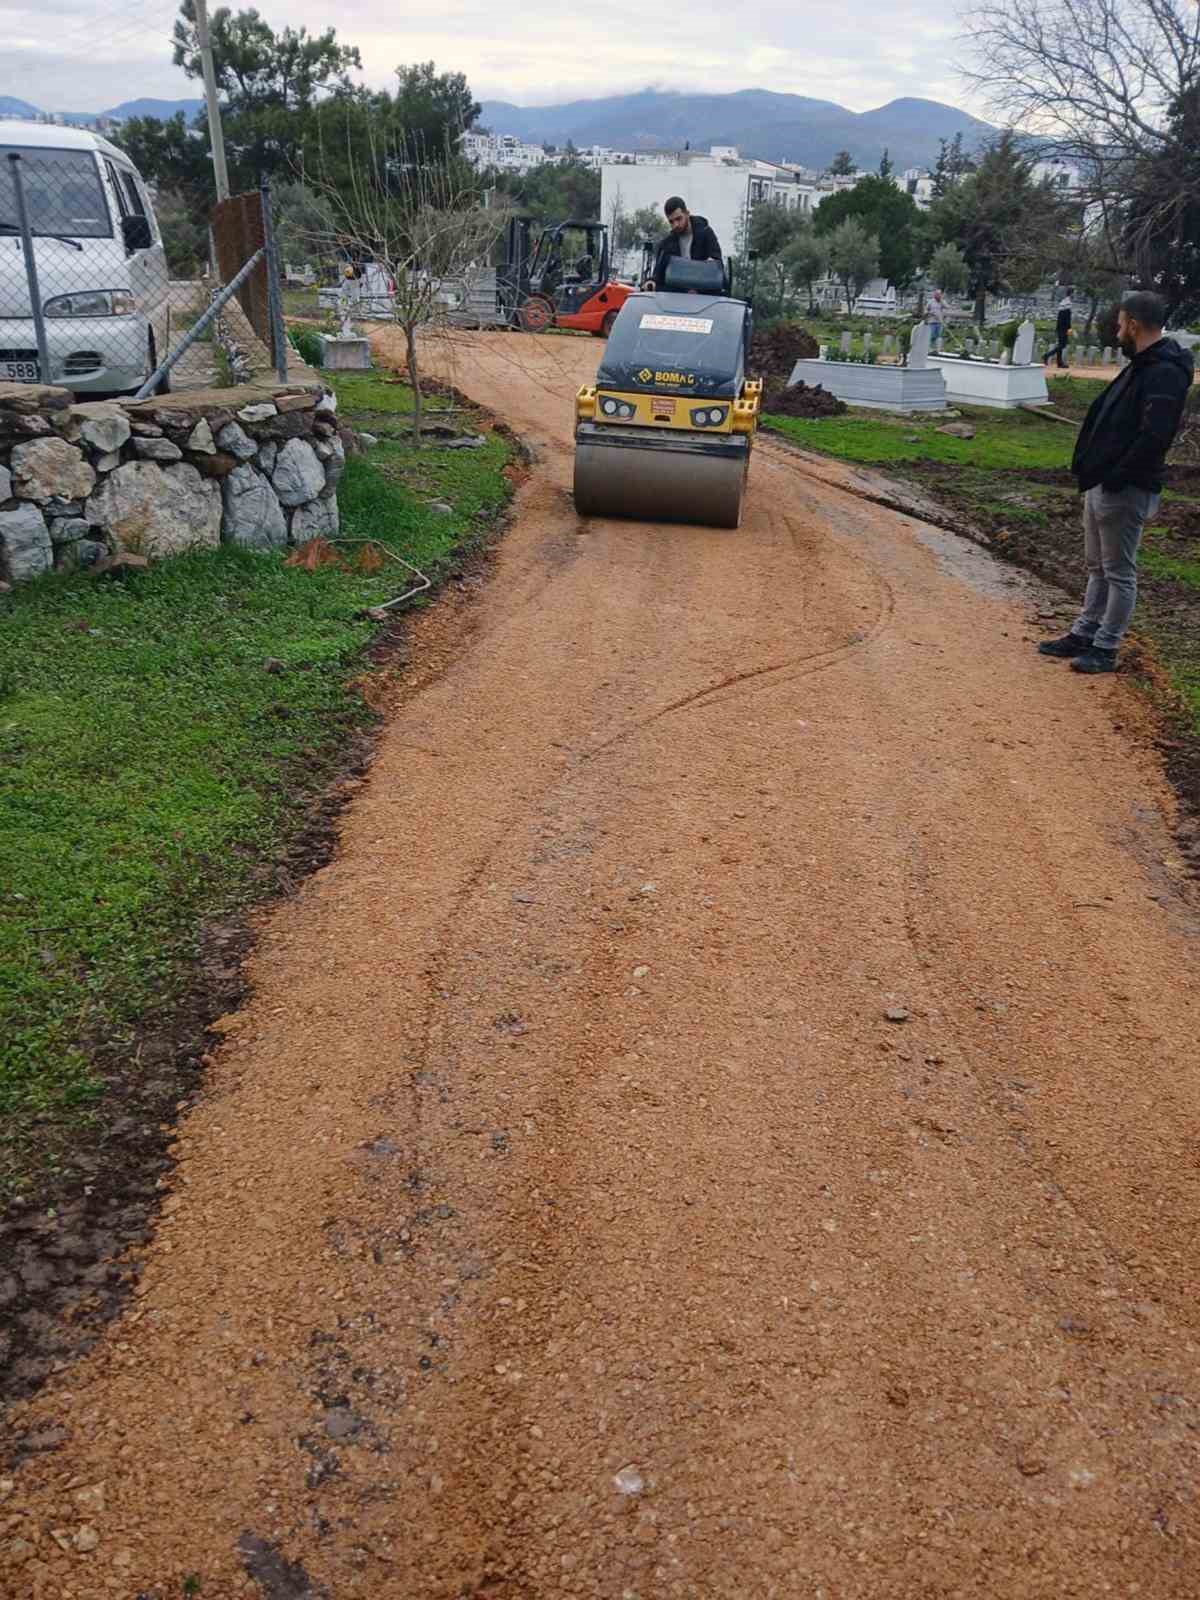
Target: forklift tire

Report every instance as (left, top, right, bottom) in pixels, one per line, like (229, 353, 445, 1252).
(519, 296, 555, 334)
(601, 309, 619, 338)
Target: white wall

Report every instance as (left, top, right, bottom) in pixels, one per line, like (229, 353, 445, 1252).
(601, 162, 752, 259)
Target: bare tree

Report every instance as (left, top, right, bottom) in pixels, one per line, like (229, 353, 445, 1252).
(963, 0, 1199, 173)
(306, 122, 505, 439)
(962, 0, 1200, 309)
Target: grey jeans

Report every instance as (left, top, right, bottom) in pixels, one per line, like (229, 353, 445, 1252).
(1071, 484, 1160, 651)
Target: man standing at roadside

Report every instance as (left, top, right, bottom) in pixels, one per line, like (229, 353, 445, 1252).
(926, 287, 946, 348)
(648, 197, 723, 291)
(1038, 290, 1193, 675)
(1043, 287, 1073, 368)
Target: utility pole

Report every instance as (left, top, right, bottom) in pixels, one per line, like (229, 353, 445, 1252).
(195, 0, 230, 202)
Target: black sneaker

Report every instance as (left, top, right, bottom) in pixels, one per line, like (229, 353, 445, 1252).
(1070, 647, 1118, 674)
(1037, 632, 1092, 658)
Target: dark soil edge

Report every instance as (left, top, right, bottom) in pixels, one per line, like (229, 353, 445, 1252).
(0, 393, 530, 1423)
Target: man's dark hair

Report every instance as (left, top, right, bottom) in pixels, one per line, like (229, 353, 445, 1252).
(664, 196, 688, 216)
(1122, 289, 1167, 330)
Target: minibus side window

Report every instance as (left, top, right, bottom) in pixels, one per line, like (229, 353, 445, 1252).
(121, 170, 147, 220)
(104, 160, 130, 219)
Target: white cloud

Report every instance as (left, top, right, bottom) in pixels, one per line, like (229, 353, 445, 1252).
(4, 0, 980, 118)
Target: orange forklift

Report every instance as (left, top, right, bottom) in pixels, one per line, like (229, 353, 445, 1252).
(498, 216, 652, 337)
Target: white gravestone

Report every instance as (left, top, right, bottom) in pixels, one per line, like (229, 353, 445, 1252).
(908, 323, 932, 370)
(840, 331, 852, 354)
(1012, 320, 1036, 366)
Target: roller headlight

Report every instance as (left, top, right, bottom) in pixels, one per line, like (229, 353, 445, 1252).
(690, 405, 728, 428)
(43, 290, 136, 318)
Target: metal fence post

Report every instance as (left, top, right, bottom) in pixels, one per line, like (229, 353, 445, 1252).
(260, 176, 288, 385)
(133, 246, 265, 400)
(7, 154, 52, 386)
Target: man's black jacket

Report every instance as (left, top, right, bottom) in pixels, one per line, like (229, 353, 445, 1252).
(1072, 337, 1194, 493)
(652, 215, 723, 290)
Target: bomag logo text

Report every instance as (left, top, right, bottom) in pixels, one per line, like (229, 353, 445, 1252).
(653, 371, 696, 385)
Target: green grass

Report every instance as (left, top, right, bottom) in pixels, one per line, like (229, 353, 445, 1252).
(763, 375, 1109, 470)
(764, 405, 1076, 471)
(323, 370, 449, 420)
(0, 370, 512, 1200)
(1141, 542, 1200, 589)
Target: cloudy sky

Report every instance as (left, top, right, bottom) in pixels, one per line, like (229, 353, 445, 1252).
(8, 0, 977, 115)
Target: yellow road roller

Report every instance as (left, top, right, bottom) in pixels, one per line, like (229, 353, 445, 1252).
(573, 258, 761, 529)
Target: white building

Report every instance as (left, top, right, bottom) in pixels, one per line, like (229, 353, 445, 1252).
(601, 148, 820, 262)
(898, 167, 936, 209)
(462, 131, 547, 175)
(1033, 157, 1084, 194)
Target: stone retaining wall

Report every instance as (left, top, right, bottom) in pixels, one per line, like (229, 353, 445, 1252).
(0, 381, 349, 586)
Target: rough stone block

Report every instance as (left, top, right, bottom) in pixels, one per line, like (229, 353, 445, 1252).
(272, 438, 326, 506)
(0, 383, 71, 412)
(133, 438, 184, 464)
(0, 502, 53, 582)
(290, 496, 339, 543)
(48, 516, 91, 544)
(186, 419, 217, 455)
(85, 461, 221, 559)
(215, 421, 257, 461)
(73, 403, 131, 455)
(11, 437, 96, 503)
(221, 464, 288, 549)
(237, 402, 278, 424)
(318, 435, 346, 499)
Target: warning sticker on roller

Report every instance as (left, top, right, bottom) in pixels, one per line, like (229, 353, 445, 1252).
(639, 313, 714, 334)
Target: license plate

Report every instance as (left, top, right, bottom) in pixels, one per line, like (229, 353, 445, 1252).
(2, 361, 39, 381)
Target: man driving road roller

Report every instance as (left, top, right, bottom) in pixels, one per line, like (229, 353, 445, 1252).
(646, 197, 723, 292)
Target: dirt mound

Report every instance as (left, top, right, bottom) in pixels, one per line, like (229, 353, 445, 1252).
(749, 321, 819, 378)
(764, 378, 846, 418)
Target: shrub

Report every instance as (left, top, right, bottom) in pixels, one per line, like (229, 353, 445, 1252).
(289, 325, 324, 369)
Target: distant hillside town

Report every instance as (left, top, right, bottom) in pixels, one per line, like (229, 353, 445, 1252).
(462, 129, 1083, 227)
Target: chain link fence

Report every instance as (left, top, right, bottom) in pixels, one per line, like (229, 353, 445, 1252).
(1, 137, 290, 398)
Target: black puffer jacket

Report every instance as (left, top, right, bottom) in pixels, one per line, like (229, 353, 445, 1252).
(652, 215, 723, 291)
(1072, 337, 1195, 493)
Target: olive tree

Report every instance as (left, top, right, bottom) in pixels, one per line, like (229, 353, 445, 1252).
(826, 218, 879, 311)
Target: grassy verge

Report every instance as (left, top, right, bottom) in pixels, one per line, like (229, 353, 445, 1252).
(0, 367, 513, 1204)
(763, 376, 1200, 814)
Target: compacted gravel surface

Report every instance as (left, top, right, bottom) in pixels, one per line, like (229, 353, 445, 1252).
(2, 331, 1198, 1599)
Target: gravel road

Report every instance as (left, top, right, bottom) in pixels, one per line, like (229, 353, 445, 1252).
(2, 330, 1198, 1599)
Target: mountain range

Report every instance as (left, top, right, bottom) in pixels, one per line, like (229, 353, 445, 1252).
(2, 87, 993, 173)
(478, 90, 995, 171)
(0, 96, 204, 126)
